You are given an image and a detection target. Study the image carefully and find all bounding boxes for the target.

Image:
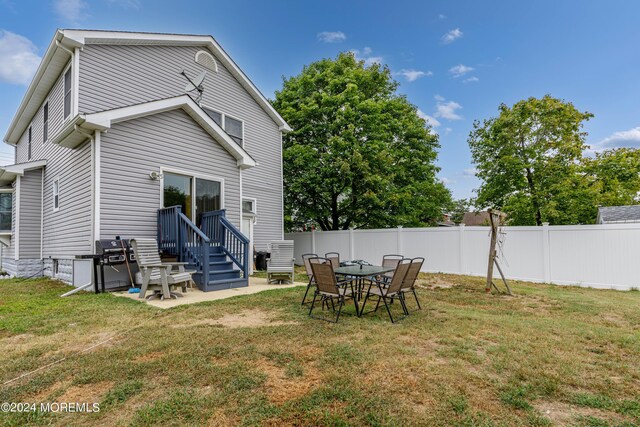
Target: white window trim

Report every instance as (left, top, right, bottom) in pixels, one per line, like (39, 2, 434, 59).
(159, 166, 225, 223)
(200, 103, 245, 147)
(14, 177, 20, 260)
(242, 197, 257, 215)
(43, 99, 50, 144)
(27, 126, 32, 160)
(0, 189, 13, 234)
(52, 177, 60, 212)
(194, 50, 218, 72)
(62, 63, 73, 122)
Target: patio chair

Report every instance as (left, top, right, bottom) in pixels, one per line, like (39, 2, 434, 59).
(267, 240, 295, 284)
(380, 254, 404, 282)
(325, 252, 341, 269)
(309, 259, 359, 323)
(130, 238, 194, 300)
(301, 253, 319, 305)
(400, 257, 425, 311)
(361, 259, 411, 323)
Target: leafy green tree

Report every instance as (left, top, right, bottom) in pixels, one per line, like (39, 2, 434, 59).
(449, 198, 472, 224)
(272, 52, 451, 231)
(585, 148, 640, 207)
(468, 95, 594, 225)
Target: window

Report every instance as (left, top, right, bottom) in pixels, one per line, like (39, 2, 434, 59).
(53, 179, 59, 211)
(202, 107, 244, 146)
(27, 126, 32, 160)
(195, 50, 218, 72)
(0, 192, 12, 232)
(203, 108, 222, 127)
(225, 116, 243, 146)
(242, 198, 256, 214)
(43, 102, 49, 143)
(63, 68, 71, 119)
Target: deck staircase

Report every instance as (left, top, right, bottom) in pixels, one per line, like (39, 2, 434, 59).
(157, 206, 249, 291)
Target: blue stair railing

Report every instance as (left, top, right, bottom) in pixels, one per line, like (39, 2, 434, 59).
(201, 210, 250, 280)
(158, 207, 249, 289)
(158, 206, 210, 287)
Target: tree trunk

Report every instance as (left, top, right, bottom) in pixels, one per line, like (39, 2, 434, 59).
(525, 167, 543, 226)
(330, 193, 340, 230)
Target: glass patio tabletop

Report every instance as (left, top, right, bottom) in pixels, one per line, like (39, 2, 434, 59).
(334, 265, 394, 277)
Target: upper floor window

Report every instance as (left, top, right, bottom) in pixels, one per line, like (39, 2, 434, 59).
(0, 192, 12, 232)
(27, 126, 32, 160)
(202, 107, 244, 147)
(53, 179, 60, 211)
(43, 102, 49, 143)
(63, 68, 71, 119)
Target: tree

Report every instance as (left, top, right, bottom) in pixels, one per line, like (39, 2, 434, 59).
(449, 198, 472, 224)
(272, 52, 451, 231)
(584, 148, 640, 207)
(468, 95, 594, 225)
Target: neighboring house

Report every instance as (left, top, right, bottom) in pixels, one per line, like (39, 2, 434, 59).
(1, 29, 290, 290)
(461, 211, 492, 226)
(596, 205, 640, 224)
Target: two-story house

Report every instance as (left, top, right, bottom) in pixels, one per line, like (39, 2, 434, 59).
(1, 29, 290, 290)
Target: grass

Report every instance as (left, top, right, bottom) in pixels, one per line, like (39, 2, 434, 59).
(0, 273, 639, 426)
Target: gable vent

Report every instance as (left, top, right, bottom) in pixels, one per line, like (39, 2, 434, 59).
(195, 50, 218, 73)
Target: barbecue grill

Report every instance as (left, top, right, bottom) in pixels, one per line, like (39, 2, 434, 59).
(76, 238, 137, 293)
(95, 238, 136, 265)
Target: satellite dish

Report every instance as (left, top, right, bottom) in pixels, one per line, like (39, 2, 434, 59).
(180, 70, 207, 103)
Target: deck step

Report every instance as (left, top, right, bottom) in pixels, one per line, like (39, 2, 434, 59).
(202, 277, 249, 292)
(209, 260, 234, 271)
(208, 269, 241, 281)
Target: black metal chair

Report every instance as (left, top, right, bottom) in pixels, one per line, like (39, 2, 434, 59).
(400, 257, 425, 311)
(308, 258, 359, 323)
(301, 253, 319, 305)
(361, 259, 411, 323)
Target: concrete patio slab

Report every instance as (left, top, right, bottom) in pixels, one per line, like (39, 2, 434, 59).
(113, 277, 306, 309)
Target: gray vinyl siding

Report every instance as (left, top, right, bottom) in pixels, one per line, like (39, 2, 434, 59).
(99, 109, 241, 240)
(14, 60, 93, 258)
(78, 44, 283, 250)
(18, 169, 42, 258)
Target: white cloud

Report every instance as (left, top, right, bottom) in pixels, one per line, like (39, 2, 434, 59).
(398, 69, 432, 82)
(595, 127, 640, 150)
(350, 47, 383, 67)
(463, 168, 478, 176)
(106, 0, 141, 9)
(463, 76, 479, 83)
(444, 127, 453, 135)
(417, 109, 440, 128)
(317, 31, 346, 43)
(440, 177, 455, 185)
(438, 14, 447, 20)
(0, 30, 41, 85)
(54, 0, 88, 22)
(434, 97, 463, 120)
(449, 64, 474, 78)
(434, 94, 445, 102)
(441, 28, 463, 44)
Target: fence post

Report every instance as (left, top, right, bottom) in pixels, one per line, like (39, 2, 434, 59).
(311, 229, 316, 255)
(397, 226, 403, 254)
(542, 222, 550, 283)
(459, 224, 466, 274)
(349, 227, 355, 260)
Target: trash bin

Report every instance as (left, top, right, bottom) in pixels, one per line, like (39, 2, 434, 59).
(255, 251, 269, 271)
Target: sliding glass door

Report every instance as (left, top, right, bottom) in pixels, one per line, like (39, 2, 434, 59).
(163, 172, 222, 227)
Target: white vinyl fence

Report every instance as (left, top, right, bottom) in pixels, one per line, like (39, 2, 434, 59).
(285, 223, 640, 291)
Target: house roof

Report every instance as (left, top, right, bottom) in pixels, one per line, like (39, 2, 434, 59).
(0, 160, 47, 186)
(3, 29, 291, 146)
(596, 205, 640, 224)
(461, 211, 492, 226)
(52, 95, 256, 169)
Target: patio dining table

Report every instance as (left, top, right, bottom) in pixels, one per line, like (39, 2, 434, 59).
(334, 265, 394, 307)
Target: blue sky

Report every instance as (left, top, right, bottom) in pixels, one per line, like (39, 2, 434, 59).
(1, 0, 640, 199)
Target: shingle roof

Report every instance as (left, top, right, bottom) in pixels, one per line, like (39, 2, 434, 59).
(597, 205, 640, 223)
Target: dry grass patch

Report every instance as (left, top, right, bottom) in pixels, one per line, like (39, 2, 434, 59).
(172, 309, 298, 329)
(255, 358, 322, 404)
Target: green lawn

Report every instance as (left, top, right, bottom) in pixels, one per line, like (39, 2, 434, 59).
(0, 274, 639, 426)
